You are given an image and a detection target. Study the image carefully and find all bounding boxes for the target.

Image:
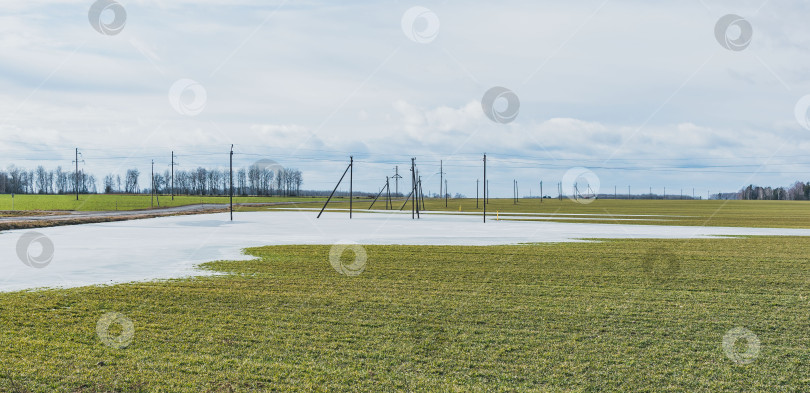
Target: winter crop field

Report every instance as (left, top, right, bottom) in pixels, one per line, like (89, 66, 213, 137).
(2, 235, 809, 391)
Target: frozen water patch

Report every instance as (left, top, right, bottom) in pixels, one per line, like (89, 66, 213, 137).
(2, 210, 810, 292)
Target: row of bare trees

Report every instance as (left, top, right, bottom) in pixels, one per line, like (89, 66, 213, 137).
(738, 182, 810, 200)
(0, 164, 303, 196)
(0, 166, 96, 194)
(101, 165, 303, 196)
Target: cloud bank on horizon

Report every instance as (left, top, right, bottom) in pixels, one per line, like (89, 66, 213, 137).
(1, 0, 810, 196)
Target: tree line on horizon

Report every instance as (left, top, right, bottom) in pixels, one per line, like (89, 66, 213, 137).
(736, 182, 810, 200)
(0, 164, 303, 196)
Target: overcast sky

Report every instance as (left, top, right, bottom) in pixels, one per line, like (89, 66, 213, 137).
(2, 0, 810, 197)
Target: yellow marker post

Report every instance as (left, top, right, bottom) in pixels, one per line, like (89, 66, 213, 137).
(497, 210, 499, 221)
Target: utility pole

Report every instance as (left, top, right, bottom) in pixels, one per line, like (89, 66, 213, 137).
(171, 151, 177, 201)
(628, 185, 631, 200)
(439, 160, 444, 200)
(476, 179, 479, 209)
(73, 148, 84, 200)
(229, 144, 234, 221)
(540, 180, 543, 203)
(151, 159, 155, 208)
(349, 156, 353, 219)
(483, 154, 486, 223)
(392, 166, 402, 196)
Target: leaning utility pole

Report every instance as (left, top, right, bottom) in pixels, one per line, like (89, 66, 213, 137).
(317, 157, 353, 219)
(229, 144, 234, 221)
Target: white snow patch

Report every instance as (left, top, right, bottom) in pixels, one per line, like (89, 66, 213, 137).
(1, 210, 809, 292)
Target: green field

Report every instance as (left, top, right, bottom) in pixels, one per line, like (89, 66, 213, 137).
(3, 194, 810, 230)
(2, 237, 809, 391)
(0, 194, 321, 212)
(265, 198, 810, 228)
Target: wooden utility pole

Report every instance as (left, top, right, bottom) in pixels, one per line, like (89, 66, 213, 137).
(229, 145, 234, 221)
(439, 160, 443, 200)
(483, 154, 486, 223)
(476, 179, 479, 209)
(445, 179, 448, 207)
(171, 151, 177, 201)
(393, 166, 401, 196)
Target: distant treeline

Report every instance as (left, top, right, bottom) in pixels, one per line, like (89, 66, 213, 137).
(0, 165, 304, 196)
(735, 182, 810, 201)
